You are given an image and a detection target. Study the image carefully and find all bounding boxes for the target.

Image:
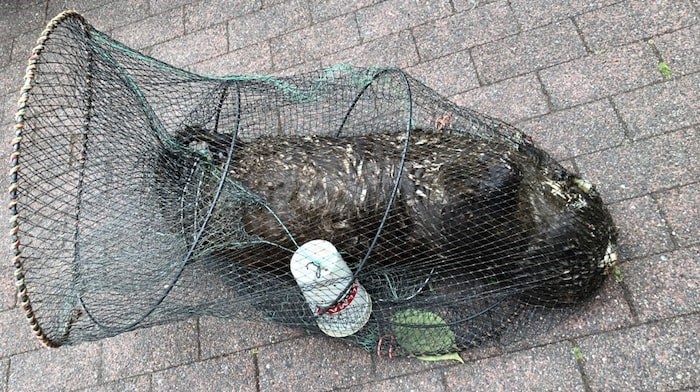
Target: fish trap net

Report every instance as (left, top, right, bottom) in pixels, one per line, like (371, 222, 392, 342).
(10, 11, 618, 356)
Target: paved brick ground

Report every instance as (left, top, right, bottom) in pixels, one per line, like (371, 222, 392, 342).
(1, 0, 698, 391)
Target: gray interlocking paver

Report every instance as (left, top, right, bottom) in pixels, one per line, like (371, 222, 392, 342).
(257, 336, 374, 391)
(322, 29, 419, 68)
(0, 267, 15, 311)
(623, 247, 700, 323)
(227, 0, 312, 50)
(0, 3, 44, 37)
(9, 28, 44, 64)
(540, 41, 661, 109)
(81, 0, 150, 32)
(14, 0, 47, 8)
(655, 24, 700, 76)
(307, 0, 378, 22)
(406, 50, 479, 97)
(184, 0, 261, 34)
(613, 73, 700, 140)
(0, 65, 24, 97)
(0, 39, 11, 68)
(504, 277, 634, 352)
(188, 40, 273, 76)
(261, 0, 290, 7)
(1, 1, 699, 391)
(1, 358, 8, 392)
(359, 369, 446, 392)
(0, 130, 13, 338)
(509, 0, 621, 29)
(452, 0, 501, 12)
(374, 344, 499, 380)
(553, 277, 633, 336)
(46, 0, 114, 20)
(576, 0, 698, 51)
(579, 314, 700, 391)
(151, 353, 257, 392)
(373, 355, 452, 382)
(110, 7, 185, 50)
(149, 23, 228, 68)
(274, 59, 323, 75)
(453, 74, 549, 123)
(7, 342, 101, 392)
(2, 93, 17, 128)
(517, 99, 626, 160)
(471, 20, 586, 84)
(149, 0, 192, 15)
(355, 0, 452, 40)
(657, 182, 700, 247)
(413, 0, 518, 61)
(443, 342, 586, 391)
(270, 13, 361, 69)
(608, 195, 676, 259)
(576, 127, 699, 202)
(199, 316, 303, 360)
(76, 375, 152, 392)
(0, 308, 42, 357)
(101, 319, 198, 382)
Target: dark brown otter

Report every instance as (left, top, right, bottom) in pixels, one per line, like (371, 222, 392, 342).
(160, 127, 617, 308)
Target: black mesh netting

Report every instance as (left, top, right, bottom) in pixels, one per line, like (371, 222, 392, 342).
(10, 12, 618, 356)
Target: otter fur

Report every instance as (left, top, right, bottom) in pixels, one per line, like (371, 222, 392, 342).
(160, 127, 617, 307)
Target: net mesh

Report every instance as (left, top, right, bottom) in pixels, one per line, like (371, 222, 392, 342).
(10, 11, 618, 356)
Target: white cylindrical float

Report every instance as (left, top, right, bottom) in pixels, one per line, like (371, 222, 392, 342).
(290, 240, 372, 337)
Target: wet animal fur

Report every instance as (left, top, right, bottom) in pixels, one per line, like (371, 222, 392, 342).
(159, 127, 617, 307)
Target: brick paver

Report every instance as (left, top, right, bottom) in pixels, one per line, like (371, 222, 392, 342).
(579, 314, 700, 391)
(509, 0, 620, 29)
(355, 0, 451, 40)
(83, 0, 150, 31)
(307, 0, 378, 23)
(575, 0, 698, 51)
(517, 99, 626, 160)
(184, 0, 260, 34)
(1, 1, 698, 391)
(323, 29, 419, 68)
(539, 41, 662, 109)
(100, 319, 199, 382)
(111, 7, 185, 50)
(0, 267, 15, 311)
(77, 375, 152, 392)
(413, 1, 518, 61)
(471, 20, 586, 84)
(149, 23, 228, 68)
(358, 369, 446, 392)
(0, 309, 42, 357)
(613, 73, 699, 140)
(1, 357, 9, 392)
(453, 74, 549, 123)
(443, 342, 587, 391)
(271, 14, 361, 69)
(655, 24, 700, 75)
(257, 337, 374, 391)
(657, 182, 700, 247)
(7, 342, 102, 392)
(577, 127, 699, 202)
(406, 50, 479, 97)
(609, 195, 676, 259)
(198, 317, 303, 360)
(228, 0, 312, 50)
(623, 246, 700, 323)
(151, 353, 257, 392)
